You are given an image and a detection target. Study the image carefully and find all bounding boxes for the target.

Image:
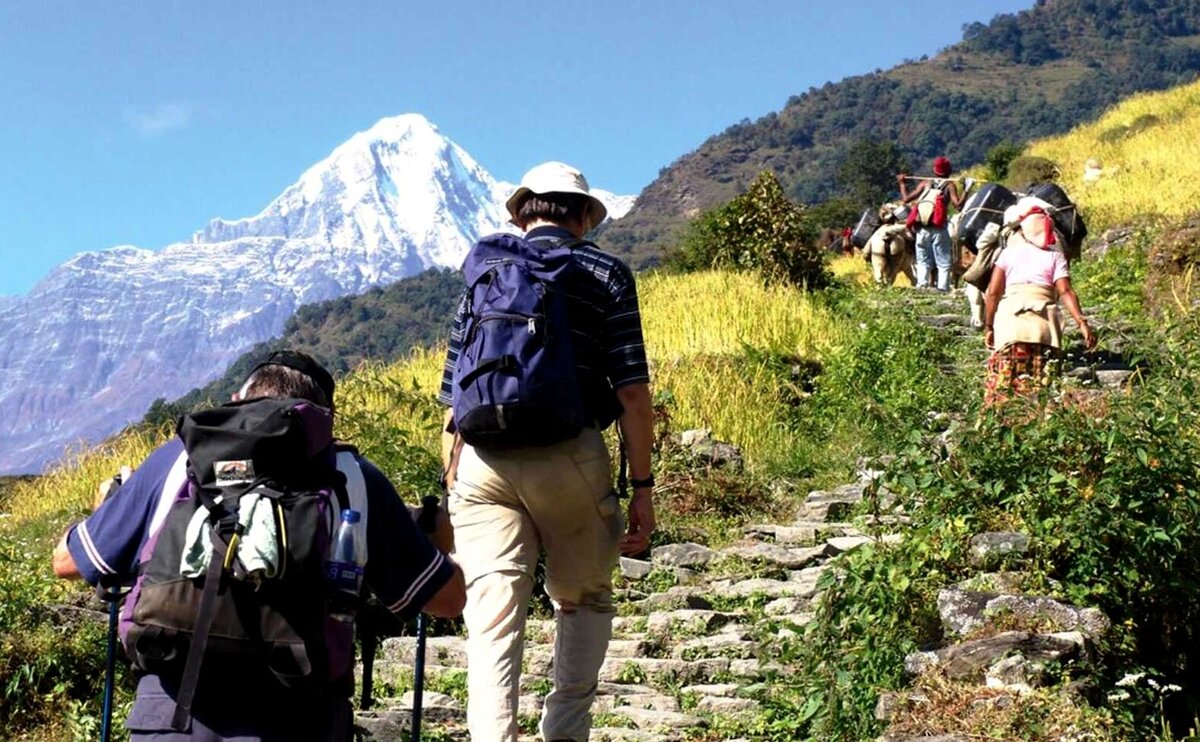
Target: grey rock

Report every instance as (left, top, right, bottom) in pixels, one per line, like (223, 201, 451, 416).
(969, 532, 1031, 566)
(801, 483, 866, 521)
(938, 588, 1110, 638)
(695, 696, 758, 714)
(764, 597, 806, 616)
(598, 657, 730, 684)
(724, 577, 816, 599)
(1096, 369, 1136, 387)
(675, 429, 744, 470)
(652, 543, 717, 568)
(911, 631, 1084, 681)
(826, 535, 874, 554)
(606, 705, 704, 729)
(722, 541, 831, 568)
(594, 693, 680, 712)
(955, 571, 1026, 594)
(619, 556, 654, 580)
(636, 587, 714, 612)
(592, 728, 681, 742)
(681, 683, 741, 697)
(744, 523, 819, 545)
(984, 654, 1048, 693)
(646, 609, 739, 634)
(673, 634, 757, 660)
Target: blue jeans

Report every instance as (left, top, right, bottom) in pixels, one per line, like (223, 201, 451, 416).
(915, 227, 952, 291)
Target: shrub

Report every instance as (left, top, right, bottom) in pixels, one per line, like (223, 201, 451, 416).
(667, 171, 830, 290)
(984, 141, 1024, 183)
(1005, 156, 1061, 189)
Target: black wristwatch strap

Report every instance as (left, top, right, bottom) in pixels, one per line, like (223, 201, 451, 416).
(630, 475, 655, 489)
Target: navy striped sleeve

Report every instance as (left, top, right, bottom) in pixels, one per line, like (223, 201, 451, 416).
(597, 255, 650, 389)
(437, 294, 468, 407)
(359, 456, 453, 619)
(64, 439, 185, 586)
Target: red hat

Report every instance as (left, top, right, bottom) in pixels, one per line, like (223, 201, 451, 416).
(933, 157, 952, 177)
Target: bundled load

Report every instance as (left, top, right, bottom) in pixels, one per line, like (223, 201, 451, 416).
(1026, 182, 1087, 259)
(850, 208, 882, 249)
(956, 183, 1017, 253)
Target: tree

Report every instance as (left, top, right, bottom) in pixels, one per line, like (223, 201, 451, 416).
(984, 141, 1024, 182)
(837, 139, 910, 211)
(668, 171, 829, 290)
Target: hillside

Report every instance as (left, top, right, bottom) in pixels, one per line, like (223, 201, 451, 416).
(600, 0, 1200, 265)
(6, 76, 1200, 741)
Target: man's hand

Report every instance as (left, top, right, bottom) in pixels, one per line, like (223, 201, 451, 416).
(1080, 321, 1097, 350)
(896, 173, 908, 184)
(985, 328, 996, 350)
(620, 488, 655, 556)
(410, 499, 455, 554)
(93, 465, 133, 511)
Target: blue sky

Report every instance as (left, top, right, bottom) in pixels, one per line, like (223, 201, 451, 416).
(0, 0, 1032, 297)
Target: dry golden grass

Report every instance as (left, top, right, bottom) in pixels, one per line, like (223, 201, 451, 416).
(1, 270, 851, 526)
(1027, 78, 1200, 232)
(3, 424, 169, 525)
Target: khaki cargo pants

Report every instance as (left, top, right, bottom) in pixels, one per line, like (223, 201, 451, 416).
(449, 428, 623, 742)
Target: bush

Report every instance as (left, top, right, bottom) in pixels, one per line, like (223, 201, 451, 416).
(667, 171, 830, 290)
(984, 141, 1024, 183)
(1005, 156, 1061, 189)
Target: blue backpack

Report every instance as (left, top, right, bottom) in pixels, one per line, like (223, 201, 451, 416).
(451, 233, 588, 448)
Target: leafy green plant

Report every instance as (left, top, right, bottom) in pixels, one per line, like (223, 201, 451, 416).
(666, 171, 830, 290)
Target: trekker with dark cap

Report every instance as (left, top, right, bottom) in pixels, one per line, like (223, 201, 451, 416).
(898, 156, 970, 291)
(52, 350, 465, 741)
(439, 161, 655, 742)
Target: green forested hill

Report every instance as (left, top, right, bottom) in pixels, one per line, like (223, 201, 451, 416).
(599, 0, 1200, 266)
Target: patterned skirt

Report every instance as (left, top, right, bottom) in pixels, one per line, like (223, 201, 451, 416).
(984, 342, 1060, 406)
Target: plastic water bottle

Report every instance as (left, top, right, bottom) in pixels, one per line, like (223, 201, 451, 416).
(326, 509, 364, 624)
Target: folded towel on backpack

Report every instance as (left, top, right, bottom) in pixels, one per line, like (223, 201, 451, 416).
(180, 491, 280, 580)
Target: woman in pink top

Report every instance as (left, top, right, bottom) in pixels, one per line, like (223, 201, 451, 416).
(983, 196, 1096, 404)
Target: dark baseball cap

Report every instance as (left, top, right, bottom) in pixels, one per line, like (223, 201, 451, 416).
(250, 350, 336, 404)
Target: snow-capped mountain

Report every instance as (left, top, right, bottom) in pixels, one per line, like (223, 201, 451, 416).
(0, 114, 634, 474)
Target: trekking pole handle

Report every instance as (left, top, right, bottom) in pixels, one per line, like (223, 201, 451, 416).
(417, 495, 441, 536)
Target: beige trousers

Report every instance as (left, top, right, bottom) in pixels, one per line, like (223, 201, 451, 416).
(449, 428, 623, 742)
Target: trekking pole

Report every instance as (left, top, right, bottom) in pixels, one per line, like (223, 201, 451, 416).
(96, 470, 125, 742)
(99, 578, 120, 742)
(359, 609, 378, 711)
(411, 494, 441, 740)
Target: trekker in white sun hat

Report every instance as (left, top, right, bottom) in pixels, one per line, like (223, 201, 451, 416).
(505, 161, 609, 232)
(441, 160, 654, 741)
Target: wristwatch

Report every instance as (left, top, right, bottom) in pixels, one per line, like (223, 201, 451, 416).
(630, 475, 655, 489)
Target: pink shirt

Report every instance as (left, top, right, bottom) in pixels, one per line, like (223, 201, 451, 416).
(996, 237, 1069, 288)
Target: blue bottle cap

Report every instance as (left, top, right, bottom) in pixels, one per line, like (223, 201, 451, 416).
(341, 508, 361, 523)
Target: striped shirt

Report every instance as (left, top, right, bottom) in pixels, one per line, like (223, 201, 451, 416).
(438, 226, 650, 428)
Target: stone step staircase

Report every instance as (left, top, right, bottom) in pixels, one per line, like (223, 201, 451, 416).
(352, 283, 1137, 740)
(354, 463, 906, 741)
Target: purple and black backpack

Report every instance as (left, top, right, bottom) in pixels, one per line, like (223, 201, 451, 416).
(452, 233, 589, 448)
(122, 397, 355, 731)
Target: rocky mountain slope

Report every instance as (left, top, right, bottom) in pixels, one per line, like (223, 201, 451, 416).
(0, 115, 631, 474)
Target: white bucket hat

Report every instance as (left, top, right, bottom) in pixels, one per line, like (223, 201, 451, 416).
(505, 161, 608, 231)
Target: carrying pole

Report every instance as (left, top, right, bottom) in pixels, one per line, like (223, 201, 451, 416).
(411, 494, 441, 740)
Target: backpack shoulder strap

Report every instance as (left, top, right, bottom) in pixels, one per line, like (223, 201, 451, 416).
(335, 449, 369, 567)
(151, 449, 190, 536)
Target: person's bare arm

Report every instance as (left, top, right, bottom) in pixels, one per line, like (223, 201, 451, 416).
(984, 266, 1007, 350)
(440, 409, 463, 491)
(422, 560, 466, 618)
(52, 533, 81, 579)
(616, 383, 655, 556)
(1055, 277, 1096, 349)
(949, 182, 968, 210)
